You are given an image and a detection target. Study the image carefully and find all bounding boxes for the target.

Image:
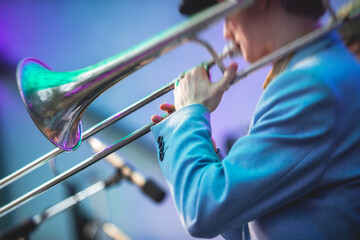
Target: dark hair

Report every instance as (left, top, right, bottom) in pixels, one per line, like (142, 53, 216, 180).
(179, 0, 217, 15)
(179, 0, 326, 18)
(281, 0, 326, 19)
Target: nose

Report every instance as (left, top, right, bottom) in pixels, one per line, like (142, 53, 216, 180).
(223, 20, 234, 40)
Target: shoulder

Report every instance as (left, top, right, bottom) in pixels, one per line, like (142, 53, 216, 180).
(285, 32, 360, 85)
(262, 32, 359, 104)
(253, 62, 338, 130)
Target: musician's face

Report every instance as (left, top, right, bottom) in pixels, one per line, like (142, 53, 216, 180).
(223, 3, 268, 63)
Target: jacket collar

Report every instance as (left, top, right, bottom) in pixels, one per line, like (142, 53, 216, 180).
(262, 30, 341, 89)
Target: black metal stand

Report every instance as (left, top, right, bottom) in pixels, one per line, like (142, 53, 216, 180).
(0, 170, 124, 240)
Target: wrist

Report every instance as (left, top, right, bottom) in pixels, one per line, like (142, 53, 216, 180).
(175, 102, 210, 112)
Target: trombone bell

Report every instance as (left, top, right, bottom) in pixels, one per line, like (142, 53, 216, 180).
(17, 58, 83, 150)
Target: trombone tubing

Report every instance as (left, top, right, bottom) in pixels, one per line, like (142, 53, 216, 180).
(0, 119, 157, 218)
(0, 43, 233, 191)
(0, 0, 252, 190)
(0, 18, 344, 218)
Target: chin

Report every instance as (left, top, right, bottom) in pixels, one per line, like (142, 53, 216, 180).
(243, 52, 257, 64)
(243, 48, 267, 64)
(240, 45, 259, 63)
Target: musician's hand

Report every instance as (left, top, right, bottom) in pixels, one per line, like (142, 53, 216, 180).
(151, 102, 218, 152)
(151, 103, 175, 123)
(174, 62, 238, 112)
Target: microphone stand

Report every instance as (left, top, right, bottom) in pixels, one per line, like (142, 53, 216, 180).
(87, 137, 166, 203)
(1, 138, 166, 239)
(0, 170, 124, 240)
(49, 158, 93, 240)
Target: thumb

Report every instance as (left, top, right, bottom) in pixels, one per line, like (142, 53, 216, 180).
(214, 62, 238, 92)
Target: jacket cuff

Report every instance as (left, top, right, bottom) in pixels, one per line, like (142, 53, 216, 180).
(150, 104, 210, 161)
(151, 104, 210, 134)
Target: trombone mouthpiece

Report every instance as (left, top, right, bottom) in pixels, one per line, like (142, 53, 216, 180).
(222, 41, 241, 58)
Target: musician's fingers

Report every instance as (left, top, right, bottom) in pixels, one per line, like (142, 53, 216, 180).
(159, 103, 175, 114)
(214, 62, 238, 92)
(151, 114, 164, 123)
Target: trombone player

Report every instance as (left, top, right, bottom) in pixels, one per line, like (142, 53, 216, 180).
(151, 0, 360, 239)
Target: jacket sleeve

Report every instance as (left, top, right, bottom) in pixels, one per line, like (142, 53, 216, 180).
(150, 70, 336, 238)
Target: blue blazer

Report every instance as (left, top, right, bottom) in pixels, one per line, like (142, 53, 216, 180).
(151, 32, 360, 240)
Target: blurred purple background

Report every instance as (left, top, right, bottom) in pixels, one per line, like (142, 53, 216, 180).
(0, 0, 350, 239)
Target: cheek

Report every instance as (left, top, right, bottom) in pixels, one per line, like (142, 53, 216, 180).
(225, 11, 261, 62)
(231, 23, 252, 55)
(235, 29, 260, 63)
(228, 14, 251, 45)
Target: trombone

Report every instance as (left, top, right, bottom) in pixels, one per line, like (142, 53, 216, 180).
(0, 0, 350, 217)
